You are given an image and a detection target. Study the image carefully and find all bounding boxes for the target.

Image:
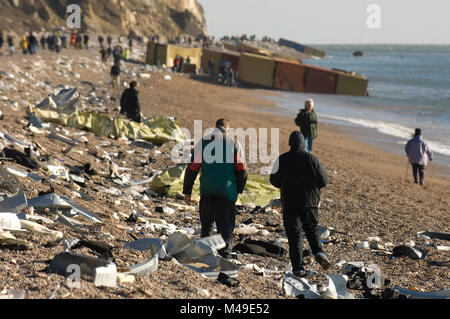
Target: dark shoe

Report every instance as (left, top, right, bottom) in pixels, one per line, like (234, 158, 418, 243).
(293, 268, 316, 278)
(414, 180, 418, 184)
(315, 252, 331, 271)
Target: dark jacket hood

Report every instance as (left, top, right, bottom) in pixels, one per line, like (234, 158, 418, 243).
(289, 131, 304, 151)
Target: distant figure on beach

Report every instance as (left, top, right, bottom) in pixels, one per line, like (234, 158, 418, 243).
(0, 32, 4, 56)
(120, 81, 141, 123)
(183, 119, 248, 259)
(405, 128, 433, 186)
(208, 58, 215, 77)
(295, 99, 318, 153)
(107, 35, 113, 49)
(40, 34, 46, 49)
(20, 35, 28, 54)
(98, 35, 104, 49)
(27, 32, 38, 55)
(7, 34, 14, 55)
(270, 131, 330, 277)
(110, 64, 121, 88)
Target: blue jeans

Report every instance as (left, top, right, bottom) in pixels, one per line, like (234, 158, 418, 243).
(304, 137, 313, 153)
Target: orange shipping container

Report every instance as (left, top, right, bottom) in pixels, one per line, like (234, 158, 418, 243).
(273, 58, 306, 92)
(304, 64, 337, 94)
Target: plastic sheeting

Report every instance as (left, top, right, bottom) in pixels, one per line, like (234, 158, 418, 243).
(32, 107, 184, 145)
(149, 165, 279, 207)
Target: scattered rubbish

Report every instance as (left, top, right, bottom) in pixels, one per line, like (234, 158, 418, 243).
(417, 231, 450, 241)
(20, 220, 63, 239)
(356, 241, 370, 249)
(233, 239, 286, 258)
(0, 166, 26, 193)
(0, 213, 22, 231)
(0, 288, 25, 299)
(283, 273, 322, 299)
(6, 166, 45, 182)
(117, 273, 135, 285)
(0, 148, 40, 169)
(71, 239, 114, 260)
(234, 224, 259, 236)
(436, 245, 450, 251)
(322, 274, 355, 299)
(48, 132, 79, 146)
(392, 287, 450, 299)
(0, 193, 27, 213)
(123, 238, 169, 260)
(27, 193, 103, 224)
(49, 252, 116, 284)
(94, 263, 117, 288)
(0, 228, 32, 250)
(120, 252, 159, 278)
(163, 75, 172, 80)
(217, 272, 240, 287)
(318, 225, 336, 240)
(393, 245, 427, 260)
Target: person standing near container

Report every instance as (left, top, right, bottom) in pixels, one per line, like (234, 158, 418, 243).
(295, 99, 318, 153)
(270, 131, 330, 277)
(405, 128, 433, 186)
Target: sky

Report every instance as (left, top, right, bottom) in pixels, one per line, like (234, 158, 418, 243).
(198, 0, 450, 44)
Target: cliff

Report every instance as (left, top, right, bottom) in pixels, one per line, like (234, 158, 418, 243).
(0, 0, 208, 38)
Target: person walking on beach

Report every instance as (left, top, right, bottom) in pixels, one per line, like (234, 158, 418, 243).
(183, 119, 248, 259)
(405, 128, 433, 186)
(110, 64, 121, 88)
(20, 35, 28, 54)
(270, 131, 330, 277)
(7, 34, 14, 56)
(0, 32, 4, 56)
(295, 99, 318, 153)
(120, 81, 141, 123)
(98, 35, 104, 49)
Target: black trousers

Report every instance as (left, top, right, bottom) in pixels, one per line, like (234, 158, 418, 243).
(412, 164, 425, 183)
(199, 194, 235, 256)
(283, 207, 323, 273)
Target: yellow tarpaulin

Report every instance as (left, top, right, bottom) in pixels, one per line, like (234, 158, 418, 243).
(150, 165, 279, 207)
(32, 107, 184, 145)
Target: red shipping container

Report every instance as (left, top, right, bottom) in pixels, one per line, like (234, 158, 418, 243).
(304, 64, 337, 94)
(273, 58, 306, 92)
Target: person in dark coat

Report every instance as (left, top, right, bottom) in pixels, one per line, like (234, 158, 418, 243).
(295, 99, 318, 153)
(270, 131, 330, 277)
(98, 35, 104, 49)
(183, 119, 248, 259)
(120, 81, 141, 123)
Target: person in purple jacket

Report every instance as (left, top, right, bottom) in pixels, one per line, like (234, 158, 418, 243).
(405, 128, 433, 185)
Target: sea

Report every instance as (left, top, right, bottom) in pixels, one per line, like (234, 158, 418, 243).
(260, 44, 450, 174)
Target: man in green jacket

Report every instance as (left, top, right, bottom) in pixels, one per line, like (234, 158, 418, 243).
(295, 99, 318, 153)
(183, 119, 248, 259)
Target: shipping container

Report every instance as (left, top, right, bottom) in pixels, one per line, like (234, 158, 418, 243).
(201, 48, 223, 75)
(166, 45, 202, 68)
(146, 42, 157, 65)
(146, 43, 202, 68)
(238, 53, 275, 88)
(335, 70, 368, 96)
(304, 64, 337, 94)
(279, 38, 305, 53)
(273, 58, 306, 92)
(303, 46, 326, 58)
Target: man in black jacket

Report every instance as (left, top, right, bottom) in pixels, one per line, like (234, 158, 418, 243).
(270, 131, 330, 277)
(120, 81, 141, 123)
